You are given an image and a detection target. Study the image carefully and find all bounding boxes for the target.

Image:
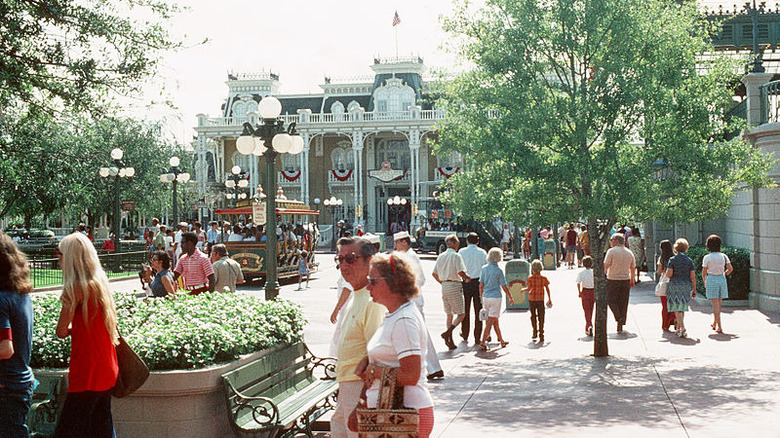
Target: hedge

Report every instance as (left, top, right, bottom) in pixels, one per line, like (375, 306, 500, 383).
(685, 245, 750, 300)
(31, 292, 306, 370)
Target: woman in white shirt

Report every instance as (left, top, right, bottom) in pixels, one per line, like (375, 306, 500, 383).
(356, 253, 434, 438)
(702, 235, 733, 334)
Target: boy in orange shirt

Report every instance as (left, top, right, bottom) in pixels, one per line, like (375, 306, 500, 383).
(521, 260, 553, 343)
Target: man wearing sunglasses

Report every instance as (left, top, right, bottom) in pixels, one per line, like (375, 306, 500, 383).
(330, 237, 385, 438)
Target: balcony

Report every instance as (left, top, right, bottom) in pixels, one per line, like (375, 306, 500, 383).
(278, 171, 302, 187)
(328, 170, 355, 186)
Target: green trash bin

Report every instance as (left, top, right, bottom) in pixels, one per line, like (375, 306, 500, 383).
(542, 239, 558, 270)
(505, 259, 530, 309)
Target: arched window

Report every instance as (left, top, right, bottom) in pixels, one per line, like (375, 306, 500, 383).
(375, 139, 410, 169)
(231, 151, 249, 173)
(247, 100, 258, 114)
(331, 101, 345, 121)
(281, 153, 299, 172)
(330, 147, 353, 170)
(232, 101, 246, 118)
(437, 151, 463, 168)
(373, 78, 416, 114)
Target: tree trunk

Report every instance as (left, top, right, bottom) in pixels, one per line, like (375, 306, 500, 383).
(590, 220, 613, 357)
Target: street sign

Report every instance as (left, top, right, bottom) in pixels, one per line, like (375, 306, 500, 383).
(253, 201, 266, 225)
(355, 204, 362, 218)
(121, 200, 135, 211)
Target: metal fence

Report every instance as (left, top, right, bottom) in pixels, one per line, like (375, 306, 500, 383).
(30, 251, 149, 289)
(760, 80, 780, 124)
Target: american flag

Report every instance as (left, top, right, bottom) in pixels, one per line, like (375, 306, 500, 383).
(392, 11, 401, 26)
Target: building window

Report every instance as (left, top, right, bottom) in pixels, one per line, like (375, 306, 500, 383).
(375, 139, 410, 169)
(331, 147, 354, 170)
(331, 101, 345, 121)
(232, 102, 246, 118)
(437, 151, 463, 168)
(281, 153, 299, 172)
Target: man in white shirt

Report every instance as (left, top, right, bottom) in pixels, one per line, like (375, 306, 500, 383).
(458, 233, 487, 344)
(432, 234, 470, 350)
(394, 231, 443, 380)
(173, 222, 188, 260)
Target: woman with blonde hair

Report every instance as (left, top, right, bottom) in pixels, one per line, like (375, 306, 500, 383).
(665, 238, 696, 338)
(54, 232, 118, 438)
(478, 247, 513, 351)
(0, 231, 35, 437)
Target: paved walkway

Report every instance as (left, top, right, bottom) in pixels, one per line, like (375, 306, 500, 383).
(96, 254, 780, 437)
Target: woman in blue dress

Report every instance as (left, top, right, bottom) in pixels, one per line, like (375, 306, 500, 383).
(665, 238, 697, 338)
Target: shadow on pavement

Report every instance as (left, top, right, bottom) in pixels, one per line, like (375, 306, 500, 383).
(433, 355, 780, 432)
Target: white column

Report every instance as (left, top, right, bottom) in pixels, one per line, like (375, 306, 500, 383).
(352, 130, 365, 226)
(409, 130, 421, 227)
(301, 132, 311, 204)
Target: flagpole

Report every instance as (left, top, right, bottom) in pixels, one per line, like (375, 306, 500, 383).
(395, 25, 398, 58)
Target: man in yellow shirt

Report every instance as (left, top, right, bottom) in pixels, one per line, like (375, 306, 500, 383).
(330, 236, 386, 438)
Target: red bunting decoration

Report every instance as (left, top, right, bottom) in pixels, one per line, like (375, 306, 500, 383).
(437, 167, 460, 178)
(281, 170, 301, 181)
(331, 169, 353, 181)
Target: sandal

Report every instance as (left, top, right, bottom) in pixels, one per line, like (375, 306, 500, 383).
(500, 340, 509, 348)
(478, 343, 488, 351)
(711, 323, 717, 331)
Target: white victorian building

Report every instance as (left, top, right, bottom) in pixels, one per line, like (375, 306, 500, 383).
(193, 56, 462, 234)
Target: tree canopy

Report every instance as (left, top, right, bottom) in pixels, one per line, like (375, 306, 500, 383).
(0, 0, 182, 117)
(438, 0, 775, 356)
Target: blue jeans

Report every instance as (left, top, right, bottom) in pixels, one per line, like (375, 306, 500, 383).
(0, 381, 34, 438)
(54, 390, 115, 438)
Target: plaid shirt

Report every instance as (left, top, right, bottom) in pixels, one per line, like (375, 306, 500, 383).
(526, 273, 549, 302)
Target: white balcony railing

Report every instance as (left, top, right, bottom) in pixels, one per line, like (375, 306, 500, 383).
(278, 172, 302, 186)
(328, 171, 355, 185)
(200, 109, 446, 128)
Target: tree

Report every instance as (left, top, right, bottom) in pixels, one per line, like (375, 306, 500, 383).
(0, 0, 181, 117)
(438, 0, 774, 356)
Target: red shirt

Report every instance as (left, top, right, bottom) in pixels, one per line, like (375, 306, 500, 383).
(68, 301, 118, 392)
(526, 273, 550, 302)
(174, 249, 214, 288)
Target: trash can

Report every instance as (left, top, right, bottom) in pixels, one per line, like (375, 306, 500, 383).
(542, 239, 558, 270)
(505, 259, 530, 309)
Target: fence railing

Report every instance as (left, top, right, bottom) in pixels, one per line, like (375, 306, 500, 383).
(759, 80, 780, 124)
(30, 251, 148, 289)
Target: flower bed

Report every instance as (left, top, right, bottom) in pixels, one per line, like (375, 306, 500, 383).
(31, 292, 306, 370)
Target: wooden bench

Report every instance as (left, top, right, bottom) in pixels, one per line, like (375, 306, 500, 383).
(26, 373, 65, 438)
(222, 342, 338, 437)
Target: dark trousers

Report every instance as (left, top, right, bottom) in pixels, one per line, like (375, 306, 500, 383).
(606, 279, 631, 325)
(54, 390, 115, 438)
(529, 300, 546, 335)
(460, 280, 483, 342)
(0, 382, 33, 438)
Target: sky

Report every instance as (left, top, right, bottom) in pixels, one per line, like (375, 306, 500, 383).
(133, 0, 461, 144)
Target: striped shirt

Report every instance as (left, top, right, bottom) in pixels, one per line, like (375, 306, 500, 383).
(526, 272, 550, 301)
(174, 249, 214, 288)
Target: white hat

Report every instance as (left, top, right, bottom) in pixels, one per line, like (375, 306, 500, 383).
(178, 222, 189, 228)
(364, 233, 381, 244)
(393, 231, 410, 241)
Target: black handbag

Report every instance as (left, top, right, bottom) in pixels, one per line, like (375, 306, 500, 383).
(112, 328, 150, 398)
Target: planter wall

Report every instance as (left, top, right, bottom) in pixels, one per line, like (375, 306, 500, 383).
(34, 349, 271, 438)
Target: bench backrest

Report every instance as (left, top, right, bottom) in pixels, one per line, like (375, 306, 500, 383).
(222, 342, 315, 408)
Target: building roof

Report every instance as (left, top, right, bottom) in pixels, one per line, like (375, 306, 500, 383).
(321, 95, 372, 113)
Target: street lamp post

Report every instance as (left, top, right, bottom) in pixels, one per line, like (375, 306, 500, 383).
(224, 165, 249, 206)
(323, 196, 343, 251)
(99, 148, 134, 258)
(160, 157, 191, 224)
(387, 195, 408, 232)
(236, 96, 305, 300)
(748, 0, 765, 73)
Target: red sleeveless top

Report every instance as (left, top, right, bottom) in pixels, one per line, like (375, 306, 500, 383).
(67, 301, 118, 392)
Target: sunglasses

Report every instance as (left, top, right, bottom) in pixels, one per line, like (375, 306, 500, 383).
(367, 277, 387, 286)
(334, 253, 365, 265)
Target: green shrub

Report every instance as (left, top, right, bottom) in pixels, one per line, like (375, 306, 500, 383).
(31, 292, 306, 370)
(686, 245, 750, 301)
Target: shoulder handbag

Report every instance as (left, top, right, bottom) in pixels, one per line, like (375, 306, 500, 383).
(112, 327, 150, 398)
(354, 367, 419, 437)
(655, 272, 669, 297)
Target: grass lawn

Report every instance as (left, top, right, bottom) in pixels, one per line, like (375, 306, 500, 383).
(31, 268, 135, 289)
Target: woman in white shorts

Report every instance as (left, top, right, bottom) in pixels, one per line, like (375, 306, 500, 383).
(702, 234, 733, 334)
(478, 247, 514, 351)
